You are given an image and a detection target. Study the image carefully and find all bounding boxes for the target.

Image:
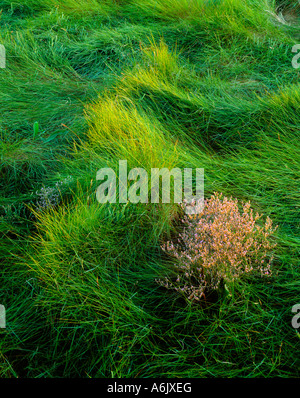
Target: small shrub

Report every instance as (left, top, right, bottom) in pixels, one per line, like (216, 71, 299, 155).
(158, 192, 278, 302)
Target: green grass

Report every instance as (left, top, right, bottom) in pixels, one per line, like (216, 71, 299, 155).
(0, 0, 299, 378)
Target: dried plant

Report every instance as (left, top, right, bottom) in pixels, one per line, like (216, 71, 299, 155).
(157, 192, 278, 302)
(35, 176, 73, 211)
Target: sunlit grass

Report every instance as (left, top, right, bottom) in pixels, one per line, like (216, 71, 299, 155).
(0, 0, 299, 378)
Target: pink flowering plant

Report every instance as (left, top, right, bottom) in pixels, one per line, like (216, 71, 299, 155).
(158, 193, 278, 302)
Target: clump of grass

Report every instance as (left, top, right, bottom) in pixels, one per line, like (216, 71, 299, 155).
(158, 193, 278, 302)
(0, 137, 53, 197)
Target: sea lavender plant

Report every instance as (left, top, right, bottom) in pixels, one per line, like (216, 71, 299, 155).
(157, 192, 278, 302)
(35, 176, 73, 211)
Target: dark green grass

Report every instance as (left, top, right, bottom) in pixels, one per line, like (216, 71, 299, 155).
(0, 0, 300, 378)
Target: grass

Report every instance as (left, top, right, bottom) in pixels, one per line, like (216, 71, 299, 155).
(0, 0, 299, 378)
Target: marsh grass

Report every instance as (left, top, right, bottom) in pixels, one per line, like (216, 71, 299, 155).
(0, 0, 299, 378)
